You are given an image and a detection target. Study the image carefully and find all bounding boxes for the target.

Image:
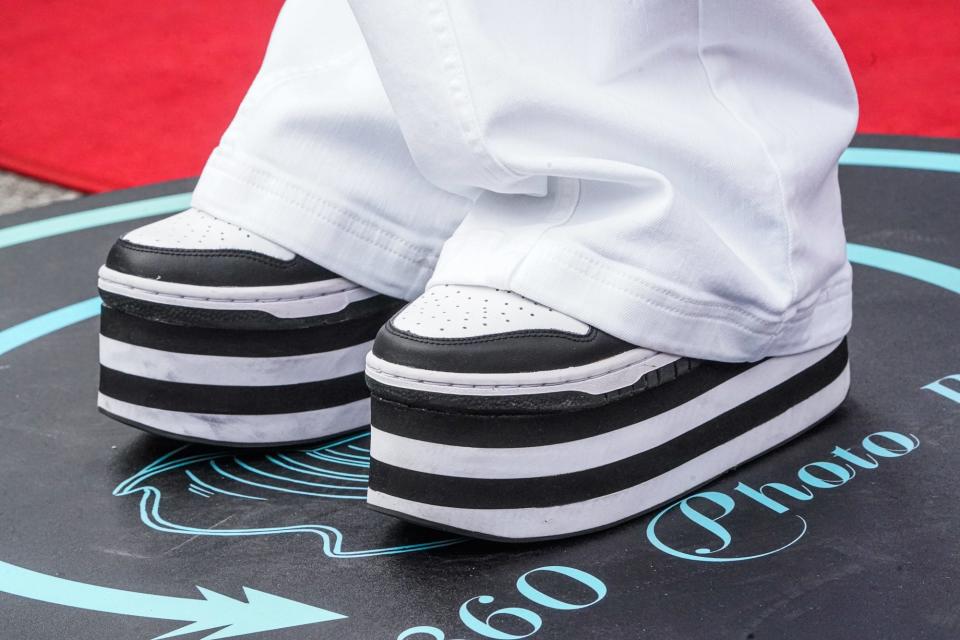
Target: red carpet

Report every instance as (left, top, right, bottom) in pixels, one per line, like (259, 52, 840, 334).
(819, 0, 960, 139)
(0, 0, 956, 192)
(0, 1, 283, 192)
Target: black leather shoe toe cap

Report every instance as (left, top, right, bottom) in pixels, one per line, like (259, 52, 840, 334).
(371, 317, 637, 374)
(104, 239, 338, 287)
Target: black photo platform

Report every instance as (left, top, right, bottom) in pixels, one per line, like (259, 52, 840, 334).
(0, 134, 957, 639)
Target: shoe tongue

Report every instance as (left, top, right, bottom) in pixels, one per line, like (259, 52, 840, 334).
(392, 285, 591, 339)
(122, 208, 295, 260)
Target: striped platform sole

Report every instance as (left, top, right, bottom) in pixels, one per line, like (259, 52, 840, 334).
(366, 339, 849, 541)
(97, 271, 401, 446)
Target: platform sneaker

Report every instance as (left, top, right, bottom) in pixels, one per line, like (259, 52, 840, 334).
(97, 208, 402, 446)
(364, 285, 850, 541)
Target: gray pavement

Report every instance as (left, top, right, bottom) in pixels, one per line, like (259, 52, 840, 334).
(0, 170, 80, 215)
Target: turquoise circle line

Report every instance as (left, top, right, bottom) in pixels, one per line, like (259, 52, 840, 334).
(0, 298, 101, 358)
(847, 243, 960, 294)
(0, 192, 191, 250)
(839, 147, 960, 174)
(0, 146, 958, 357)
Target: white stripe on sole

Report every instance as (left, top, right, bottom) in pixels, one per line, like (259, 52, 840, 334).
(97, 266, 378, 318)
(365, 349, 679, 396)
(369, 340, 840, 478)
(98, 393, 370, 445)
(367, 364, 849, 540)
(100, 335, 372, 386)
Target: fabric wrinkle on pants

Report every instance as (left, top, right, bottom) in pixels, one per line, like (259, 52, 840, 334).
(192, 0, 858, 362)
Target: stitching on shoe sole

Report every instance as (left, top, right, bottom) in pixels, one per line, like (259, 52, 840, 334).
(366, 351, 669, 390)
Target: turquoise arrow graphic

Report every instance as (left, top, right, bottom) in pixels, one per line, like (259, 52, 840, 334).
(0, 560, 346, 639)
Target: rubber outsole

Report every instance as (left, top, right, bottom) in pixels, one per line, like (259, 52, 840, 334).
(366, 340, 848, 540)
(98, 285, 392, 444)
(366, 404, 844, 543)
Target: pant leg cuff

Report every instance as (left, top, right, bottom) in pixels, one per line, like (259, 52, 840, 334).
(430, 235, 852, 362)
(191, 147, 439, 300)
(511, 240, 852, 361)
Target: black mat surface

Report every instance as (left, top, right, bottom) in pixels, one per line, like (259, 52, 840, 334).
(0, 135, 957, 639)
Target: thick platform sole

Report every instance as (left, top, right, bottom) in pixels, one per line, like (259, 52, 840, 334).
(98, 293, 400, 445)
(366, 339, 849, 541)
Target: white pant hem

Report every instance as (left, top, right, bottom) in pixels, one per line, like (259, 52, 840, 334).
(191, 147, 440, 300)
(431, 236, 852, 361)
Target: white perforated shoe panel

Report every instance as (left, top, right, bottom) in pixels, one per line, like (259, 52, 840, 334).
(392, 285, 590, 338)
(123, 209, 295, 261)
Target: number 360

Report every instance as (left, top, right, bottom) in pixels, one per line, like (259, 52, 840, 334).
(398, 565, 607, 640)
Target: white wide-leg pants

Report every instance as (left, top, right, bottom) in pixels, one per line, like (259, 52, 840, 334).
(192, 0, 858, 362)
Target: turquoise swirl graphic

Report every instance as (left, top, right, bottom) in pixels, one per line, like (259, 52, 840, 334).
(113, 432, 460, 558)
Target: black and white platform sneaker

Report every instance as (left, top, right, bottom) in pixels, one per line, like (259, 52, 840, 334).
(365, 285, 850, 541)
(97, 208, 403, 446)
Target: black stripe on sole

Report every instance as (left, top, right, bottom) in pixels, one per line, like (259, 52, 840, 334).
(370, 359, 754, 448)
(98, 407, 367, 449)
(99, 304, 389, 357)
(367, 357, 701, 414)
(366, 404, 844, 543)
(99, 366, 369, 415)
(368, 340, 848, 510)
